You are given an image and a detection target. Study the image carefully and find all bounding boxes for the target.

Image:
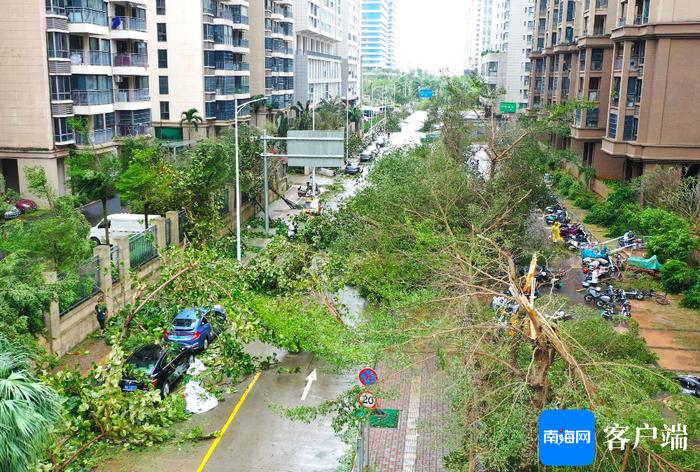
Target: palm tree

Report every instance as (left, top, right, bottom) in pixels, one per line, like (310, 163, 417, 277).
(0, 338, 61, 471)
(291, 100, 310, 119)
(179, 108, 204, 141)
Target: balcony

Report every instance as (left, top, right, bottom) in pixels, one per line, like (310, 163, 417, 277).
(55, 131, 75, 144)
(626, 94, 640, 107)
(233, 39, 249, 48)
(593, 26, 606, 36)
(618, 17, 626, 26)
(588, 89, 600, 101)
(72, 89, 113, 106)
(69, 50, 111, 66)
(67, 7, 107, 26)
(611, 94, 620, 107)
(634, 14, 649, 25)
(117, 123, 151, 137)
(76, 128, 115, 146)
(113, 53, 148, 67)
(215, 86, 250, 95)
(585, 115, 599, 128)
(110, 16, 147, 32)
(591, 60, 603, 71)
(115, 88, 150, 103)
(215, 62, 250, 71)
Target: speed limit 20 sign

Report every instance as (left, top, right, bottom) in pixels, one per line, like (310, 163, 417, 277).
(358, 391, 378, 409)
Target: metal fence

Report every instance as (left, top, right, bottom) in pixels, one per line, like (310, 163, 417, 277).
(178, 209, 186, 241)
(110, 245, 120, 283)
(58, 256, 101, 316)
(165, 217, 172, 246)
(129, 226, 158, 269)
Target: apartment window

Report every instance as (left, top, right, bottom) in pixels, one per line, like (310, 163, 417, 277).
(158, 49, 168, 68)
(54, 117, 73, 142)
(47, 32, 69, 58)
(608, 113, 618, 139)
(160, 101, 170, 120)
(156, 0, 165, 14)
(50, 75, 71, 100)
(623, 116, 638, 141)
(157, 23, 167, 41)
(158, 76, 169, 94)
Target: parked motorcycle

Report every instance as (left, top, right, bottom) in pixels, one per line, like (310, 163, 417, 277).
(583, 286, 614, 307)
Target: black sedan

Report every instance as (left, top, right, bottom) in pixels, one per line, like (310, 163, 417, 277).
(675, 375, 700, 398)
(121, 344, 193, 397)
(359, 151, 374, 163)
(344, 162, 362, 175)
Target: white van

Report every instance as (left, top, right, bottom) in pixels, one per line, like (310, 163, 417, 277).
(89, 213, 160, 245)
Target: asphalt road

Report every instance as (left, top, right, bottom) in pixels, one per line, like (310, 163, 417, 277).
(99, 112, 427, 472)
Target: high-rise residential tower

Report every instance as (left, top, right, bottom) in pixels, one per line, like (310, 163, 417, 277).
(293, 0, 343, 105)
(481, 0, 534, 111)
(150, 0, 252, 140)
(249, 0, 295, 123)
(361, 0, 395, 71)
(0, 0, 156, 197)
(464, 0, 495, 73)
(528, 0, 700, 180)
(340, 0, 362, 102)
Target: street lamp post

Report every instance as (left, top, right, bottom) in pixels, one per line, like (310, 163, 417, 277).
(234, 95, 268, 262)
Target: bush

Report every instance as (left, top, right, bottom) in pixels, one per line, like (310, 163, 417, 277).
(636, 207, 689, 236)
(660, 260, 699, 294)
(574, 192, 597, 209)
(681, 283, 700, 310)
(646, 227, 699, 263)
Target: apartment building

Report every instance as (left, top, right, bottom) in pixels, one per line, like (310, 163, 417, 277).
(481, 0, 534, 111)
(528, 0, 700, 180)
(0, 0, 155, 197)
(340, 0, 362, 102)
(249, 0, 295, 122)
(361, 0, 395, 71)
(293, 0, 343, 104)
(151, 0, 252, 140)
(465, 0, 494, 73)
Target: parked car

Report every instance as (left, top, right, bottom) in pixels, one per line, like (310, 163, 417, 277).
(359, 151, 374, 163)
(14, 199, 38, 213)
(344, 162, 362, 175)
(120, 344, 193, 397)
(3, 206, 21, 220)
(675, 375, 700, 398)
(89, 213, 160, 245)
(303, 197, 323, 216)
(164, 306, 227, 350)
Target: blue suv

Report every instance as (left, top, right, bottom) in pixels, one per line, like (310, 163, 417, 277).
(164, 306, 227, 350)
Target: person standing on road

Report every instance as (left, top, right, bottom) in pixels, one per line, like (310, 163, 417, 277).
(95, 296, 108, 333)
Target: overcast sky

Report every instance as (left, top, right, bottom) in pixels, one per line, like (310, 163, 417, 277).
(395, 0, 468, 74)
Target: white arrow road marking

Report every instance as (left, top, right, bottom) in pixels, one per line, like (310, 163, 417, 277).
(300, 369, 317, 401)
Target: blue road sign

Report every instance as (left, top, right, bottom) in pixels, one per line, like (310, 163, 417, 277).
(358, 368, 378, 386)
(418, 89, 434, 99)
(539, 409, 596, 466)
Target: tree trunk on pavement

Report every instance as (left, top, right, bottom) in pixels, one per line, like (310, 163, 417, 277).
(144, 203, 149, 229)
(101, 197, 109, 246)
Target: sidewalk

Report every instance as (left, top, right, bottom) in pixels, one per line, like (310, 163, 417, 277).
(360, 357, 450, 472)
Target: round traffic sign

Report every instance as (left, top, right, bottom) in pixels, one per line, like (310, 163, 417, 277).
(358, 391, 378, 409)
(358, 367, 378, 386)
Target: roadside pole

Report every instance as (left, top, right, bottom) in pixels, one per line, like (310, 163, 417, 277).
(263, 130, 269, 237)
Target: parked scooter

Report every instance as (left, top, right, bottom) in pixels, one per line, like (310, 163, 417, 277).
(583, 286, 614, 307)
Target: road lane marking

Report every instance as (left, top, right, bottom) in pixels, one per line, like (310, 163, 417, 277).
(196, 371, 262, 472)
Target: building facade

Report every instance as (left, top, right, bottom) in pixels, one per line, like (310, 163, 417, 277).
(340, 0, 362, 102)
(528, 0, 700, 180)
(481, 0, 535, 111)
(150, 0, 252, 141)
(465, 0, 494, 73)
(293, 0, 343, 104)
(249, 0, 294, 123)
(361, 0, 395, 71)
(1, 0, 155, 198)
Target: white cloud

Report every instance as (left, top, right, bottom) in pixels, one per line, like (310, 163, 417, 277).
(395, 0, 468, 74)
